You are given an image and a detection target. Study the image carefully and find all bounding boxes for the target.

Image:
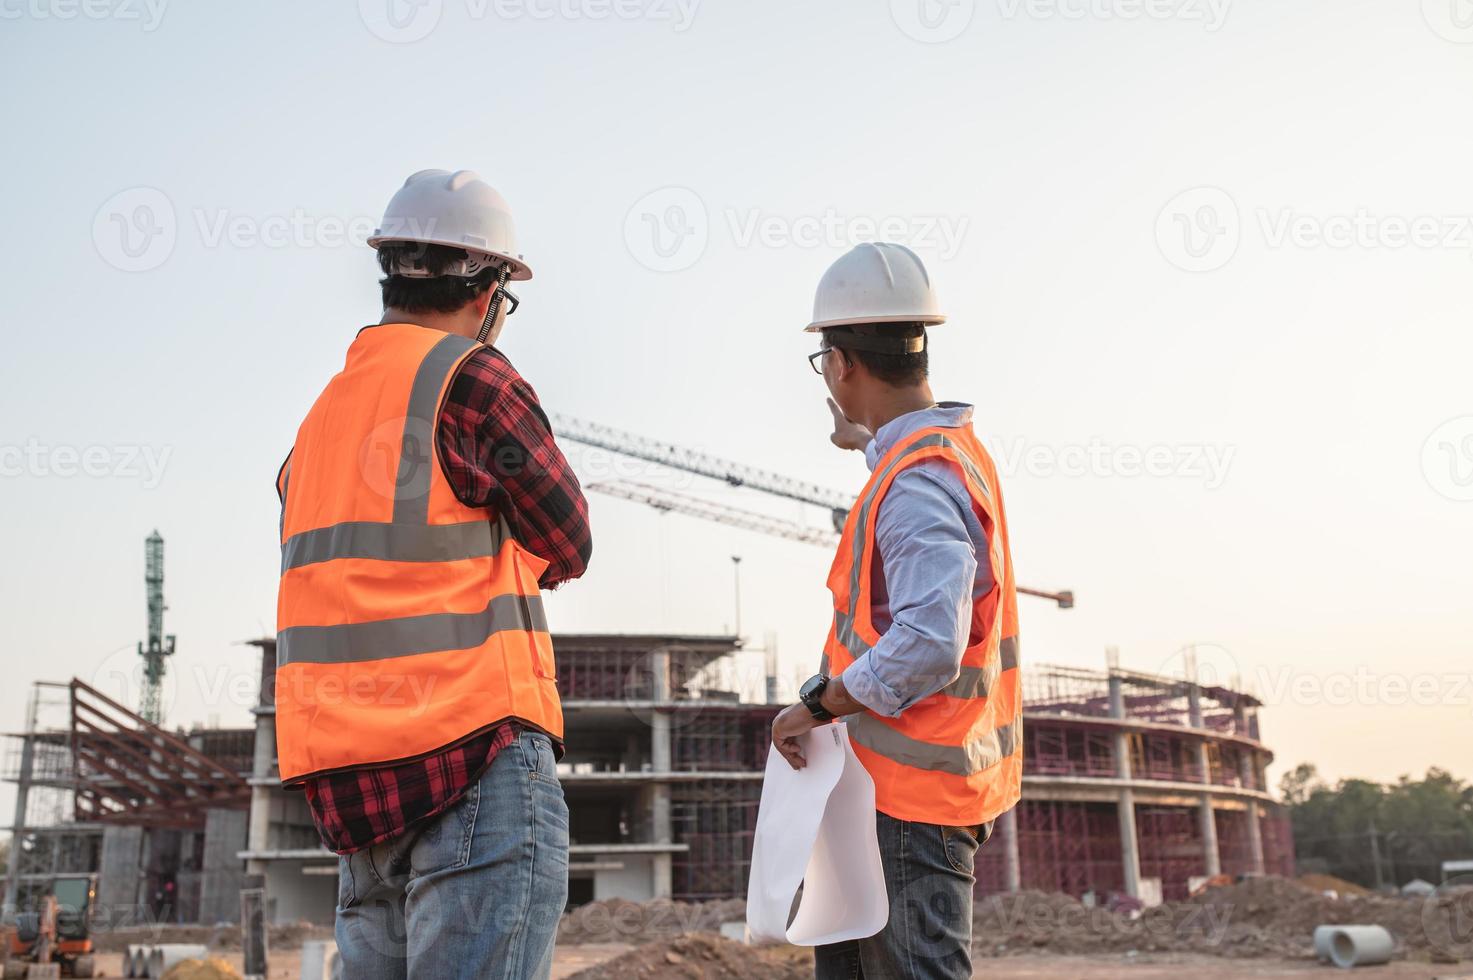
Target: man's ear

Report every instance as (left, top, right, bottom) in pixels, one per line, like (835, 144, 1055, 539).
(832, 346, 857, 383)
(470, 286, 494, 324)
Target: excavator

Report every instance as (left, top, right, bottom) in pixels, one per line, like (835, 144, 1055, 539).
(1, 875, 97, 979)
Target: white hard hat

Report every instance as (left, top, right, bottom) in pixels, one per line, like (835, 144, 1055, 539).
(805, 242, 945, 332)
(368, 169, 533, 281)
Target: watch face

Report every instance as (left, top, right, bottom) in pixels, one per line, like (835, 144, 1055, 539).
(800, 674, 826, 702)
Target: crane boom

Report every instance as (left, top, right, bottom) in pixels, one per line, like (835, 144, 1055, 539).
(552, 415, 852, 513)
(586, 479, 1075, 608)
(557, 415, 1072, 608)
(585, 482, 838, 547)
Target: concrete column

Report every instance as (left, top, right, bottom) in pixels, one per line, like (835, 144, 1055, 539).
(998, 807, 1022, 893)
(650, 649, 673, 899)
(1195, 722, 1221, 876)
(1245, 800, 1265, 875)
(1109, 672, 1142, 898)
(1198, 798, 1221, 876)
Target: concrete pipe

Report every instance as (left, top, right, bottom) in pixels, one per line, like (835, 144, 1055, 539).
(147, 943, 210, 979)
(1312, 925, 1337, 962)
(1328, 925, 1394, 969)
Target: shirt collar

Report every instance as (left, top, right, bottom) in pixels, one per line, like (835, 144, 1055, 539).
(864, 402, 974, 471)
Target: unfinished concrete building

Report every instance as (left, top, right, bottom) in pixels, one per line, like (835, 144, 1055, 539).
(3, 680, 253, 924)
(7, 641, 1292, 924)
(240, 633, 782, 921)
(979, 659, 1294, 902)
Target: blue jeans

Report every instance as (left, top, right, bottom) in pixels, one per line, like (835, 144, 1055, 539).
(334, 730, 569, 980)
(813, 813, 991, 980)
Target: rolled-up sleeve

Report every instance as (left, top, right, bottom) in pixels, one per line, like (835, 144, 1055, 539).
(840, 466, 978, 718)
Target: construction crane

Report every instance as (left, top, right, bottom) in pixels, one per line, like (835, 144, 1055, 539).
(136, 530, 176, 724)
(557, 416, 1074, 608)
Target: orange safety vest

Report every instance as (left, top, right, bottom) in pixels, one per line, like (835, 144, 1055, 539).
(822, 422, 1021, 827)
(274, 323, 562, 785)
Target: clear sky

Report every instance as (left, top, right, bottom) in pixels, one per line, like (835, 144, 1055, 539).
(2, 0, 1470, 828)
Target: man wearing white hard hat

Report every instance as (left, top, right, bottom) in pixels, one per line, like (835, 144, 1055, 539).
(274, 170, 589, 979)
(771, 243, 1023, 979)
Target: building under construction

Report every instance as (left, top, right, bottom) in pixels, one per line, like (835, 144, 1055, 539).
(6, 638, 1293, 924)
(981, 659, 1293, 902)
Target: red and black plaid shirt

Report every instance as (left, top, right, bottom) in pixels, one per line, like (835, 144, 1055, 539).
(302, 342, 589, 854)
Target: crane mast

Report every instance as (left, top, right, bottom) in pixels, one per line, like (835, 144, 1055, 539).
(137, 529, 177, 724)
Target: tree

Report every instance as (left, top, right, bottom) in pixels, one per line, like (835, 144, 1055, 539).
(1283, 766, 1473, 888)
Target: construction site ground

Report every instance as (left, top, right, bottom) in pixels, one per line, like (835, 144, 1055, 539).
(76, 947, 1471, 979)
(77, 877, 1470, 978)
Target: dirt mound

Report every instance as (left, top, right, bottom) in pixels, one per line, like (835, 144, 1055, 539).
(559, 898, 747, 945)
(565, 934, 809, 979)
(161, 957, 242, 980)
(1298, 873, 1370, 897)
(973, 876, 1470, 962)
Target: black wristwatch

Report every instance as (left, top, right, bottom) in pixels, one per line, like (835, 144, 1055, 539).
(799, 673, 836, 722)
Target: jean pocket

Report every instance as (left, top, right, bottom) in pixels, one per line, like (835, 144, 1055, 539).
(519, 732, 554, 780)
(409, 781, 479, 877)
(337, 854, 358, 911)
(941, 824, 980, 876)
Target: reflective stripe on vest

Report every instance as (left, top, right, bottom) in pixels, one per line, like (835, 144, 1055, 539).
(823, 423, 1021, 824)
(275, 326, 562, 783)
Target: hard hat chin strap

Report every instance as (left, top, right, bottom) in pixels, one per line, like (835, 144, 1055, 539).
(476, 265, 513, 345)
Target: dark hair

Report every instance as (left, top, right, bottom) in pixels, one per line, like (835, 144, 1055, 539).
(824, 323, 929, 387)
(377, 242, 499, 314)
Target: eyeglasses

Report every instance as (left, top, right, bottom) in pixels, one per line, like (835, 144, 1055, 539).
(808, 348, 830, 375)
(498, 287, 520, 318)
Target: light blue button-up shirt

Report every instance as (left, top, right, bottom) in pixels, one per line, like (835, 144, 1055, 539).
(840, 403, 994, 718)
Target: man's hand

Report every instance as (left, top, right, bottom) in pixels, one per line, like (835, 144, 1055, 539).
(827, 398, 873, 452)
(771, 702, 823, 770)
